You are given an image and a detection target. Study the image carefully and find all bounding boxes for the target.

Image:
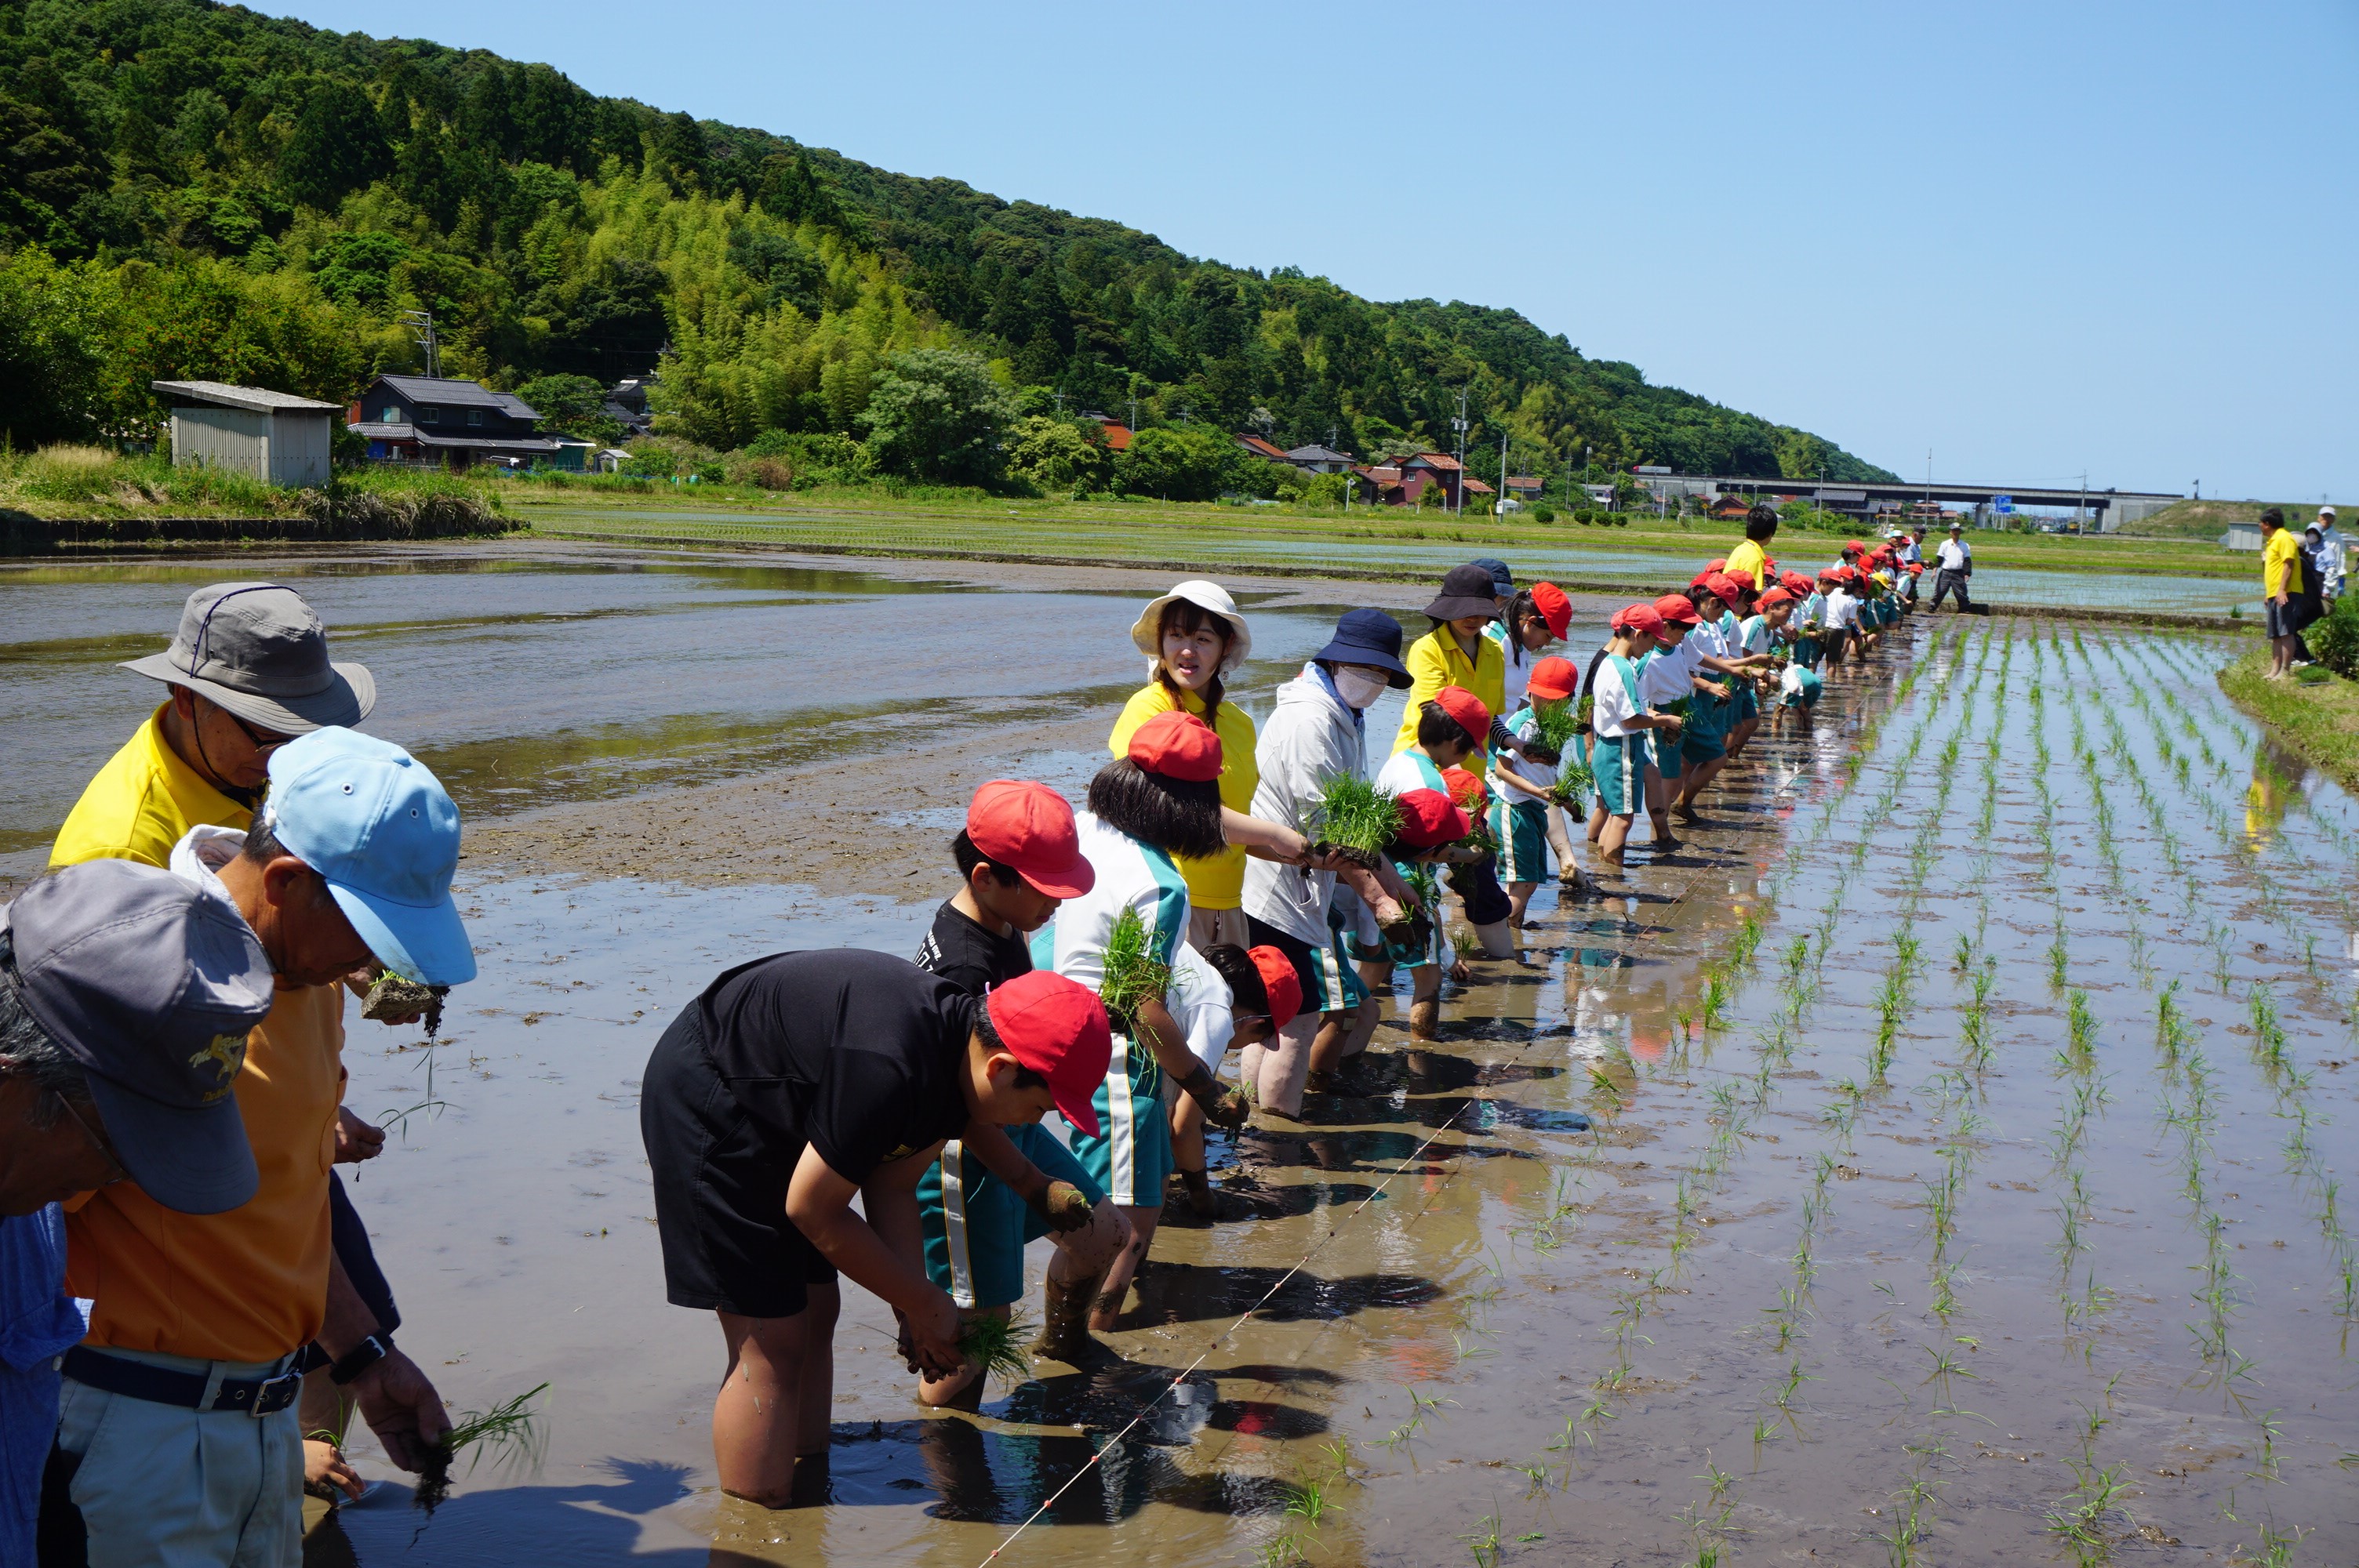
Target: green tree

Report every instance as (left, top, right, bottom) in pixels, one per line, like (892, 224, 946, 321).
(0, 247, 108, 444)
(279, 81, 391, 209)
(1005, 415, 1110, 494)
(855, 348, 1016, 485)
(1114, 426, 1231, 501)
(514, 373, 622, 442)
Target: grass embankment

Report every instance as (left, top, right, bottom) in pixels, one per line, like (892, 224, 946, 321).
(2217, 649, 2359, 791)
(511, 480, 2255, 583)
(2119, 497, 2353, 540)
(0, 446, 510, 551)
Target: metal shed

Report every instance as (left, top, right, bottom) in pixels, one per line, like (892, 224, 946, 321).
(153, 381, 340, 488)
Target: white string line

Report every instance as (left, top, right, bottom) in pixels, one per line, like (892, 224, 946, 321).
(975, 637, 1918, 1566)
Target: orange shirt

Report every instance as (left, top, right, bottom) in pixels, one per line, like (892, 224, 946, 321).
(66, 981, 346, 1363)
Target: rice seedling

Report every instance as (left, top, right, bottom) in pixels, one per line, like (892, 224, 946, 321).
(1462, 1511, 1503, 1568)
(956, 1312, 1035, 1387)
(413, 1381, 551, 1515)
(1310, 774, 1402, 858)
(1097, 906, 1172, 1033)
(1450, 924, 1480, 961)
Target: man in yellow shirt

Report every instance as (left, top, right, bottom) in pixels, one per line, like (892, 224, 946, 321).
(1722, 505, 1778, 593)
(2260, 507, 2302, 679)
(58, 728, 475, 1568)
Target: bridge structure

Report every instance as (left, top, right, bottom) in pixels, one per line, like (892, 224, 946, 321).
(1635, 473, 2185, 532)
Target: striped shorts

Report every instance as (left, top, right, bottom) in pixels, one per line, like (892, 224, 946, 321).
(1594, 732, 1637, 816)
(1067, 1044, 1173, 1207)
(918, 1123, 1103, 1309)
(1490, 797, 1552, 882)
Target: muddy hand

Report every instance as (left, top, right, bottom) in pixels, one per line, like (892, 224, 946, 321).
(1196, 1085, 1252, 1130)
(1030, 1180, 1095, 1235)
(333, 1105, 385, 1164)
(304, 1438, 365, 1503)
(909, 1290, 963, 1375)
(351, 1347, 450, 1473)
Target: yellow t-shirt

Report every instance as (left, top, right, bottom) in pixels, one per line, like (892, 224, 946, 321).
(1725, 539, 1768, 592)
(1392, 626, 1505, 765)
(1108, 681, 1259, 909)
(2263, 529, 2300, 599)
(66, 982, 346, 1363)
(50, 705, 249, 869)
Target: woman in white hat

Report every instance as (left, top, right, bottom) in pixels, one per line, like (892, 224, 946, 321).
(1107, 580, 1313, 1207)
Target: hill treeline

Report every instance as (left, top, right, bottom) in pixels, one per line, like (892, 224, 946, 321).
(0, 0, 1896, 488)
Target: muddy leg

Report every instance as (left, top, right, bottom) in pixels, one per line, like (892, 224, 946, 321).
(1034, 1200, 1125, 1363)
(1506, 881, 1536, 926)
(1168, 1088, 1209, 1209)
(1253, 1012, 1317, 1119)
(714, 1303, 828, 1508)
(1088, 1205, 1161, 1331)
(917, 1305, 996, 1411)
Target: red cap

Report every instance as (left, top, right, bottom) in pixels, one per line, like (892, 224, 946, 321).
(1704, 557, 1727, 573)
(1529, 581, 1572, 639)
(1845, 539, 1865, 554)
(1440, 764, 1486, 812)
(1817, 569, 1841, 585)
(1688, 570, 1717, 590)
(984, 971, 1114, 1137)
(967, 781, 1095, 899)
(1128, 710, 1223, 782)
(1247, 945, 1302, 1024)
(1654, 593, 1701, 626)
(1429, 684, 1492, 742)
(1759, 587, 1795, 609)
(1527, 655, 1578, 701)
(1394, 787, 1469, 848)
(1779, 572, 1812, 593)
(1907, 562, 1924, 576)
(1706, 572, 1745, 604)
(1617, 603, 1666, 637)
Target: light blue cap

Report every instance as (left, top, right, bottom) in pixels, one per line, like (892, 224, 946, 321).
(262, 728, 475, 987)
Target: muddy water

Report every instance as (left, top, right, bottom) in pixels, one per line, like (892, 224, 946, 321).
(8, 547, 2350, 1566)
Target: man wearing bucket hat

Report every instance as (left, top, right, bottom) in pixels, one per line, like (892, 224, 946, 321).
(55, 728, 474, 1566)
(53, 583, 375, 869)
(0, 858, 276, 1568)
(641, 951, 1113, 1507)
(1241, 609, 1421, 1116)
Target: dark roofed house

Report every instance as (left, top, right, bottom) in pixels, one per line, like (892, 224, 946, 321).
(1283, 444, 1357, 475)
(349, 374, 559, 469)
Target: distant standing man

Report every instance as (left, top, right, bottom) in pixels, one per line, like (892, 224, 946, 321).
(1929, 522, 1973, 612)
(2261, 507, 2302, 679)
(2315, 506, 2346, 605)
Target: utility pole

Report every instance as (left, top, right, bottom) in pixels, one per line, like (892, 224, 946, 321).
(400, 310, 439, 379)
(2078, 470, 2088, 534)
(1450, 388, 1469, 516)
(1499, 429, 1509, 518)
(1128, 390, 1138, 433)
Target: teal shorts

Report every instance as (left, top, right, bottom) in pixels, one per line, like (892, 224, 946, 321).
(1491, 797, 1552, 882)
(1794, 636, 1823, 669)
(1682, 728, 1726, 763)
(1732, 684, 1758, 724)
(1310, 903, 1369, 1011)
(1650, 728, 1684, 780)
(1069, 1046, 1172, 1207)
(1593, 732, 1637, 816)
(1375, 865, 1448, 970)
(920, 1123, 1104, 1309)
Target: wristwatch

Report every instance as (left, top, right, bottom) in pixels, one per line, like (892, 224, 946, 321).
(328, 1332, 394, 1385)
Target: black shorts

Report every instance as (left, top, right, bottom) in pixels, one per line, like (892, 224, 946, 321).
(2265, 600, 2290, 639)
(641, 1004, 837, 1318)
(1244, 913, 1321, 1019)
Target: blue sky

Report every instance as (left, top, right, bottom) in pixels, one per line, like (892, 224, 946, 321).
(260, 0, 2354, 501)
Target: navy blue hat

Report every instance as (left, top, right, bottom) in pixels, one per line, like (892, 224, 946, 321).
(2, 859, 274, 1214)
(1470, 557, 1514, 597)
(1313, 608, 1412, 688)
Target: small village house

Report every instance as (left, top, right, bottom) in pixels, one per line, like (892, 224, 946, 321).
(1282, 444, 1357, 475)
(348, 374, 560, 469)
(153, 381, 339, 488)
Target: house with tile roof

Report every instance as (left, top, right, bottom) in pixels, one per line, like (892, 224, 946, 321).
(347, 374, 560, 468)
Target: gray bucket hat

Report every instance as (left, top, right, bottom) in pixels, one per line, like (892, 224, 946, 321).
(123, 583, 375, 733)
(2, 858, 275, 1214)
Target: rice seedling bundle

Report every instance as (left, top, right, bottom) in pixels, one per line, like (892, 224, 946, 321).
(1312, 775, 1403, 859)
(1098, 906, 1172, 1034)
(956, 1312, 1036, 1387)
(414, 1381, 549, 1515)
(1528, 701, 1581, 763)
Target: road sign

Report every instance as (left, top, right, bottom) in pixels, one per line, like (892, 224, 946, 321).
(1992, 495, 2014, 514)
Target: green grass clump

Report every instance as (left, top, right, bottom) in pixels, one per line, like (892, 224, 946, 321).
(956, 1312, 1036, 1387)
(1097, 906, 1172, 1032)
(1312, 775, 1402, 856)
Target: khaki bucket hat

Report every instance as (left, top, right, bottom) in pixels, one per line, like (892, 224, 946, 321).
(123, 583, 375, 733)
(1129, 579, 1252, 675)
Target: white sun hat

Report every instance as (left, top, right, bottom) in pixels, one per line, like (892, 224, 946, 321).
(1130, 579, 1252, 675)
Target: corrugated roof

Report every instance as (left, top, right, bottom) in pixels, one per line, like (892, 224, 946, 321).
(353, 423, 558, 453)
(153, 380, 340, 414)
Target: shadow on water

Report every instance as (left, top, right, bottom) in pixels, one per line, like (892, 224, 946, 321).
(1120, 1260, 1441, 1327)
(307, 1458, 699, 1567)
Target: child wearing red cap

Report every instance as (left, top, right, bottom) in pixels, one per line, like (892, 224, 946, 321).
(1822, 568, 1861, 666)
(642, 953, 1111, 1505)
(1723, 589, 1796, 763)
(1489, 654, 1582, 924)
(910, 782, 1133, 1403)
(1043, 710, 1257, 1329)
(1350, 786, 1473, 1042)
(1485, 579, 1572, 729)
(1586, 607, 1679, 865)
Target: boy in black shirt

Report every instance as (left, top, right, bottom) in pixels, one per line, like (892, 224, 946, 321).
(641, 946, 1110, 1508)
(912, 781, 1132, 1404)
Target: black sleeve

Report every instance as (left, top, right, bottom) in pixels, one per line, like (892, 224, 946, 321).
(1488, 717, 1514, 751)
(806, 1048, 919, 1185)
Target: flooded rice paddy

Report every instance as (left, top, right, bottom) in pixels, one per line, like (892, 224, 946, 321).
(6, 544, 2354, 1566)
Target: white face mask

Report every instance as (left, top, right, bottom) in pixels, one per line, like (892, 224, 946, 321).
(1331, 666, 1390, 710)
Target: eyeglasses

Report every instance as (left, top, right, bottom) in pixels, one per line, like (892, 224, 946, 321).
(56, 1097, 126, 1187)
(214, 703, 294, 754)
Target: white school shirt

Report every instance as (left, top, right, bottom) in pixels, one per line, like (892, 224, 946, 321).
(1167, 942, 1235, 1075)
(1590, 653, 1644, 739)
(1824, 590, 1857, 630)
(1797, 591, 1826, 630)
(1736, 615, 1771, 658)
(1641, 637, 1697, 707)
(1899, 538, 1923, 568)
(1936, 539, 1970, 572)
(1485, 621, 1532, 717)
(1492, 706, 1558, 798)
(1046, 813, 1191, 1019)
(1374, 747, 1446, 799)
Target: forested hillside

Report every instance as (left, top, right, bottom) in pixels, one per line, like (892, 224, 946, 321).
(0, 0, 1897, 488)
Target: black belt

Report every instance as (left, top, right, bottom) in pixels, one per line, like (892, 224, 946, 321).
(60, 1345, 304, 1417)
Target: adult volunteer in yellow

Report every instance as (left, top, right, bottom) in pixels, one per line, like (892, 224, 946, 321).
(1392, 564, 1507, 764)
